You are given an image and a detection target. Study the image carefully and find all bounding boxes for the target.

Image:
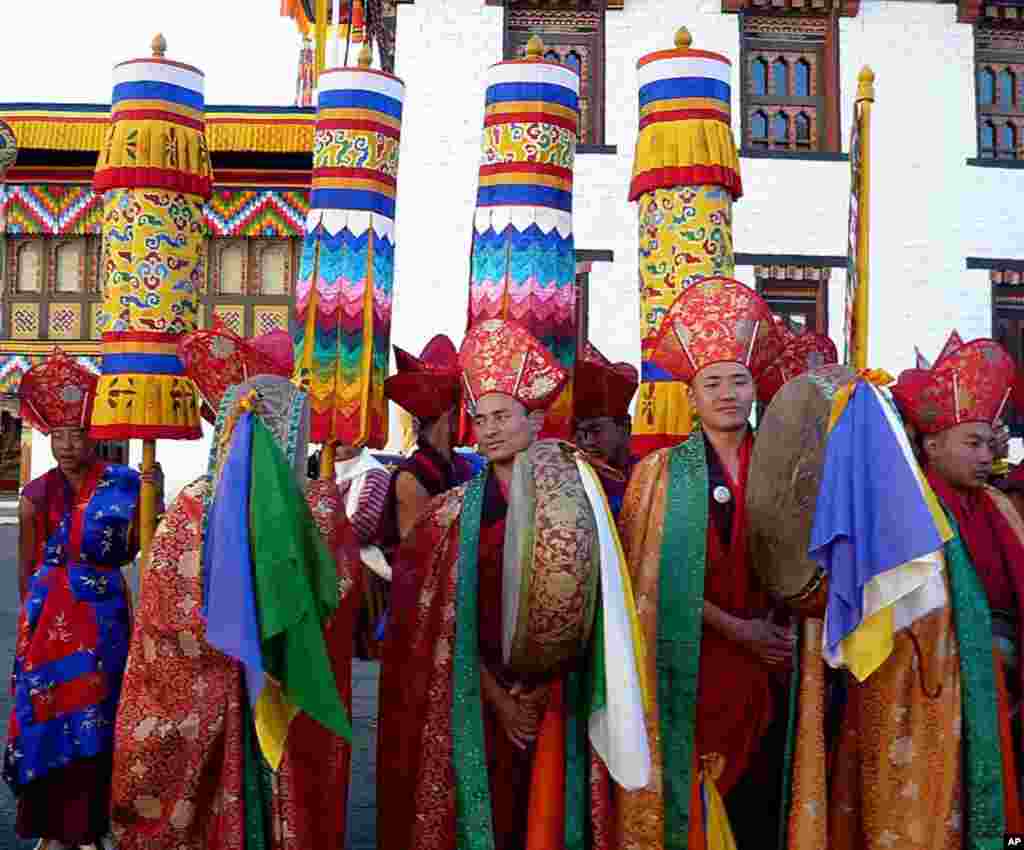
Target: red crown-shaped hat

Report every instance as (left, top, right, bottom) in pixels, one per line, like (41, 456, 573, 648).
(891, 338, 1015, 434)
(573, 342, 639, 421)
(385, 334, 462, 419)
(178, 321, 295, 421)
(19, 349, 98, 434)
(648, 277, 785, 383)
(459, 319, 568, 413)
(757, 332, 839, 404)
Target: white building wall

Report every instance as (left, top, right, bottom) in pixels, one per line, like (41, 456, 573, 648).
(33, 0, 1024, 496)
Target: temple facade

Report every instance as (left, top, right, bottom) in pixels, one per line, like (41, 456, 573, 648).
(2, 0, 1023, 497)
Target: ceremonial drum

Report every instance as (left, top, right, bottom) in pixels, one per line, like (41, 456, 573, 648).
(746, 364, 856, 615)
(503, 440, 600, 676)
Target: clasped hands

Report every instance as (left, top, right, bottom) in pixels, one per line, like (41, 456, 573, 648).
(481, 664, 551, 750)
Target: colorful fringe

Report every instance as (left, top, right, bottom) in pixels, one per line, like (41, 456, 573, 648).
(294, 220, 393, 447)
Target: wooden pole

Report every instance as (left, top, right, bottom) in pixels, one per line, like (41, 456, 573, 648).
(139, 438, 157, 557)
(853, 67, 874, 371)
(320, 442, 336, 479)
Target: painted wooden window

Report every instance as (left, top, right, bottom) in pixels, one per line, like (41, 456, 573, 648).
(975, 24, 1024, 160)
(741, 14, 841, 154)
(992, 266, 1024, 434)
(16, 240, 42, 294)
(219, 241, 246, 295)
(504, 5, 606, 146)
(754, 263, 831, 334)
(54, 240, 83, 293)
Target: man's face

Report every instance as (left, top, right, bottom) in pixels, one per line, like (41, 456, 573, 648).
(575, 416, 629, 467)
(688, 362, 755, 433)
(926, 422, 997, 490)
(334, 443, 360, 462)
(472, 394, 536, 464)
(51, 427, 94, 474)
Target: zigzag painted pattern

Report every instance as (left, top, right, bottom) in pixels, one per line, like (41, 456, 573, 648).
(2, 186, 103, 235)
(2, 186, 311, 238)
(204, 190, 310, 237)
(0, 354, 100, 394)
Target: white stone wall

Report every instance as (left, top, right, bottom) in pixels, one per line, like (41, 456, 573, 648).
(33, 0, 1024, 496)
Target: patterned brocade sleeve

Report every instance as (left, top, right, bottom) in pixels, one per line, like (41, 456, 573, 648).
(351, 468, 392, 545)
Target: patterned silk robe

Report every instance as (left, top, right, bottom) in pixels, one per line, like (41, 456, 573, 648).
(110, 478, 360, 850)
(613, 430, 781, 850)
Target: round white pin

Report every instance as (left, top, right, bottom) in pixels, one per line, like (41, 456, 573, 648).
(713, 485, 732, 504)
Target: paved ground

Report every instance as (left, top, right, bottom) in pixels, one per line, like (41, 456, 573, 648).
(0, 513, 380, 849)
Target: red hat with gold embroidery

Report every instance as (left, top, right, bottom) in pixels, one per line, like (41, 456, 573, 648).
(459, 319, 568, 413)
(573, 342, 638, 422)
(891, 338, 1015, 434)
(647, 277, 785, 383)
(19, 349, 98, 434)
(757, 332, 839, 404)
(384, 335, 461, 419)
(178, 321, 295, 423)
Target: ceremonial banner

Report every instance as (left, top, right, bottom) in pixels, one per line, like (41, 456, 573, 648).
(294, 55, 403, 448)
(630, 29, 742, 455)
(90, 42, 210, 442)
(844, 68, 874, 370)
(467, 36, 579, 439)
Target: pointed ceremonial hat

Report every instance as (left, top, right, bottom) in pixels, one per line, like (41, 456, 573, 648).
(892, 338, 1015, 434)
(648, 277, 784, 384)
(459, 320, 569, 413)
(573, 342, 639, 421)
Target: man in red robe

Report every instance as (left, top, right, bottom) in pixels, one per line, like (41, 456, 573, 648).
(613, 278, 797, 849)
(379, 318, 644, 850)
(110, 327, 359, 850)
(572, 342, 639, 515)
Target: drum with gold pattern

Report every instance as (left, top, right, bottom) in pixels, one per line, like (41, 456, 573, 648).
(503, 439, 600, 676)
(747, 364, 855, 615)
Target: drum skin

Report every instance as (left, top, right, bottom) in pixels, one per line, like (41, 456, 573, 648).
(747, 364, 855, 613)
(503, 439, 600, 676)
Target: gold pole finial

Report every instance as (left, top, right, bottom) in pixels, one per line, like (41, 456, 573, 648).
(526, 35, 545, 59)
(357, 40, 372, 68)
(152, 33, 167, 58)
(857, 66, 875, 102)
(675, 27, 692, 50)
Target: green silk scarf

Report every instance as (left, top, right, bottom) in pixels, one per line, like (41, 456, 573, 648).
(657, 434, 710, 849)
(943, 517, 1005, 849)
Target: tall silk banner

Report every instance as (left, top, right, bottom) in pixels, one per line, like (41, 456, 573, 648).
(630, 29, 743, 456)
(467, 37, 579, 440)
(294, 57, 404, 448)
(91, 42, 211, 441)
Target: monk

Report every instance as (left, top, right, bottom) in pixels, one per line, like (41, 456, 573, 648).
(801, 338, 1024, 849)
(381, 335, 477, 545)
(572, 342, 639, 515)
(110, 327, 357, 850)
(378, 318, 649, 850)
(614, 277, 796, 849)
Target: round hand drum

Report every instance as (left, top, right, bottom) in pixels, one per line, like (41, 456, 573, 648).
(503, 440, 600, 676)
(746, 364, 856, 615)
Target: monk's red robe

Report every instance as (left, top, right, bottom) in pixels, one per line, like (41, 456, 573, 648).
(110, 478, 359, 850)
(377, 470, 614, 850)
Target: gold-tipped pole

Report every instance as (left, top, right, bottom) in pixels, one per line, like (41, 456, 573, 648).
(357, 40, 372, 69)
(675, 27, 692, 50)
(526, 35, 545, 60)
(852, 66, 874, 370)
(151, 33, 167, 57)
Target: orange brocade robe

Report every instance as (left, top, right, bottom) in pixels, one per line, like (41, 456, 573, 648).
(786, 485, 1024, 850)
(110, 478, 359, 850)
(614, 431, 779, 849)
